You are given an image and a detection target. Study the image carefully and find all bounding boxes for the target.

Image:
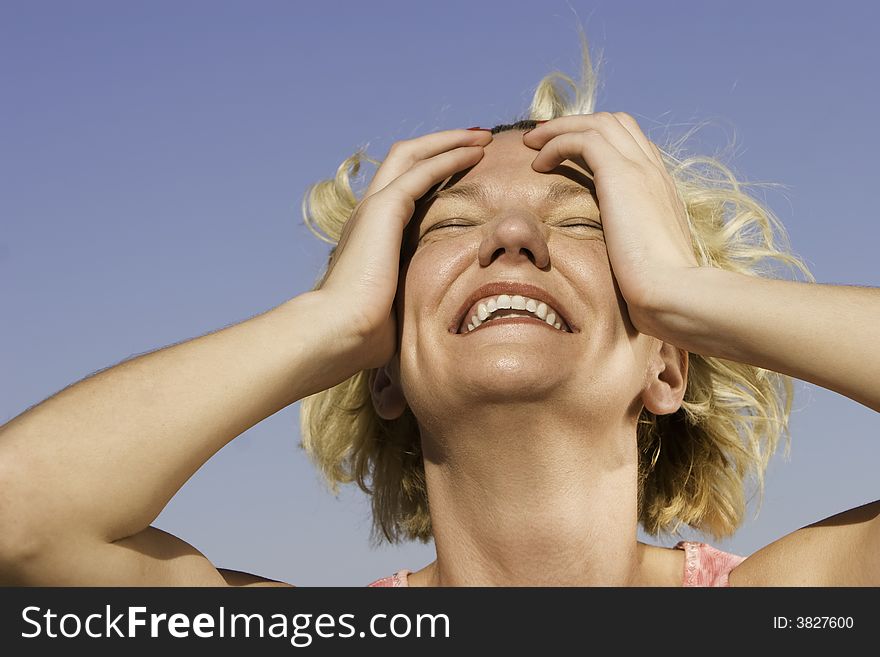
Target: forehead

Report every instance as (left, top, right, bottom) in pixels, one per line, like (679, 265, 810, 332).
(426, 131, 596, 210)
(400, 132, 598, 262)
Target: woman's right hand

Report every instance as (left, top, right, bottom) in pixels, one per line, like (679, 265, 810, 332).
(315, 128, 492, 371)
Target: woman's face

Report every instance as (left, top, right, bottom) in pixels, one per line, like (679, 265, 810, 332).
(388, 130, 665, 428)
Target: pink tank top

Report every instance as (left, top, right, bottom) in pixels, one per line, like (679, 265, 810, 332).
(367, 541, 746, 587)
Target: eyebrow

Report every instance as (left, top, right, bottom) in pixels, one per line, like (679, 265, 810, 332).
(429, 179, 596, 208)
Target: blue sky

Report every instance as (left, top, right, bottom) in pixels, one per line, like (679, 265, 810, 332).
(2, 0, 878, 585)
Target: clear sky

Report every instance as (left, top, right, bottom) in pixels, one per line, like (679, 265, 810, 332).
(2, 0, 877, 586)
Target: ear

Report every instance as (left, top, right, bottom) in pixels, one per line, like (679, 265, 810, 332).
(369, 355, 408, 420)
(641, 339, 688, 415)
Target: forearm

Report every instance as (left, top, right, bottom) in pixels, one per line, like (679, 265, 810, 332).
(649, 268, 880, 412)
(0, 290, 354, 545)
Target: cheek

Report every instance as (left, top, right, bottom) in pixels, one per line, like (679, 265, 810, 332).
(608, 273, 640, 338)
(560, 245, 636, 339)
(410, 236, 480, 279)
(399, 240, 481, 332)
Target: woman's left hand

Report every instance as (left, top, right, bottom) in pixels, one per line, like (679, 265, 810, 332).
(522, 112, 701, 336)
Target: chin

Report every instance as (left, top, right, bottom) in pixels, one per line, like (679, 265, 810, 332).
(454, 355, 565, 402)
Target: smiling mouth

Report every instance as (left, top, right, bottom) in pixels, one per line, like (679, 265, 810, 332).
(452, 285, 577, 335)
(458, 296, 572, 334)
(461, 313, 570, 335)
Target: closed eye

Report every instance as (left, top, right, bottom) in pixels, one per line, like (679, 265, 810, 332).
(424, 220, 475, 233)
(558, 219, 602, 229)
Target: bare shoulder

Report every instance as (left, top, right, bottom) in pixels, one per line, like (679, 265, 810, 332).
(729, 499, 880, 586)
(217, 568, 295, 587)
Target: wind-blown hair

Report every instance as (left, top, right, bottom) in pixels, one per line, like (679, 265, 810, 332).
(298, 26, 814, 546)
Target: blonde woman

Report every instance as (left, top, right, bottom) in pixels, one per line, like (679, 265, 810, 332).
(0, 34, 877, 587)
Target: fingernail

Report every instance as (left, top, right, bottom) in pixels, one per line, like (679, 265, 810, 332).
(466, 126, 489, 131)
(523, 120, 549, 136)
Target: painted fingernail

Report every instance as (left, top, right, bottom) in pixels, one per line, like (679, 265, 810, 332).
(466, 126, 489, 131)
(535, 120, 549, 124)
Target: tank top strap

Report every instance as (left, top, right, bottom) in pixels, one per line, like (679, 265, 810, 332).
(367, 569, 411, 587)
(674, 540, 746, 587)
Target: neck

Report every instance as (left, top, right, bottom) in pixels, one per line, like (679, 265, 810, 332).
(417, 406, 646, 586)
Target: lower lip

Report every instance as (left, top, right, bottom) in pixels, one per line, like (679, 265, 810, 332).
(459, 317, 568, 335)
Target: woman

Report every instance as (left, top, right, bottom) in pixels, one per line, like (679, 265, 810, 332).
(0, 35, 877, 587)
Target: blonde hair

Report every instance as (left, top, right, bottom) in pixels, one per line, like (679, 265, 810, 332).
(298, 26, 814, 546)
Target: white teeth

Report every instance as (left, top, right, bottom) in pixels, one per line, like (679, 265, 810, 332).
(461, 293, 569, 333)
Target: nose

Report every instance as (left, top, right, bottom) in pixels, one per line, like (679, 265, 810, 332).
(478, 212, 551, 269)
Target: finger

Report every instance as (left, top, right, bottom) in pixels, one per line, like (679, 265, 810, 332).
(366, 129, 492, 197)
(529, 130, 624, 176)
(327, 145, 485, 281)
(523, 112, 647, 165)
(648, 141, 673, 174)
(611, 112, 666, 168)
(369, 145, 486, 227)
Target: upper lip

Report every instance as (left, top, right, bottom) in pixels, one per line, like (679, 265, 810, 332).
(449, 281, 579, 334)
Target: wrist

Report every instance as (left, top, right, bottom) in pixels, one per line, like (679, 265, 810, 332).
(635, 267, 738, 356)
(273, 291, 370, 398)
